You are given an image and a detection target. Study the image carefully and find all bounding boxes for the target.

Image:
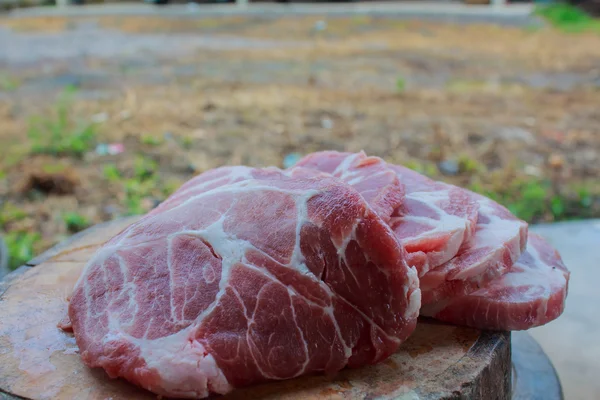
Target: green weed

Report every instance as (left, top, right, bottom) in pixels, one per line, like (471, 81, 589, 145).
(405, 160, 438, 178)
(133, 156, 158, 181)
(103, 164, 122, 182)
(4, 231, 41, 270)
(577, 186, 593, 208)
(141, 135, 163, 146)
(180, 136, 194, 150)
(0, 74, 20, 91)
(396, 77, 406, 93)
(0, 203, 28, 227)
(62, 212, 89, 233)
(446, 79, 487, 93)
(469, 176, 598, 223)
(508, 181, 549, 221)
(550, 195, 566, 219)
(121, 156, 161, 215)
(467, 181, 502, 203)
(124, 195, 146, 216)
(162, 178, 183, 197)
(123, 178, 156, 216)
(458, 154, 485, 174)
(535, 3, 600, 33)
(41, 163, 68, 174)
(27, 86, 97, 158)
(351, 16, 371, 26)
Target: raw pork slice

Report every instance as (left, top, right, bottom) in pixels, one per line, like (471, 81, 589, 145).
(148, 165, 258, 216)
(388, 165, 479, 276)
(293, 151, 404, 222)
(421, 233, 570, 330)
(294, 151, 478, 275)
(420, 191, 528, 306)
(67, 168, 420, 399)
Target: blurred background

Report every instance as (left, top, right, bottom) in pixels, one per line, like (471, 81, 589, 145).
(0, 0, 598, 398)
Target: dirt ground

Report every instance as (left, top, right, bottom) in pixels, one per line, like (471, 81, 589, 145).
(0, 14, 599, 269)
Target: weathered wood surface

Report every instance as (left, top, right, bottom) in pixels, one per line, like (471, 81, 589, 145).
(0, 217, 516, 400)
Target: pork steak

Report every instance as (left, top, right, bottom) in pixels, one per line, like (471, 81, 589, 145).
(419, 191, 529, 306)
(388, 164, 479, 276)
(294, 151, 478, 276)
(421, 233, 570, 330)
(293, 150, 404, 222)
(67, 168, 420, 399)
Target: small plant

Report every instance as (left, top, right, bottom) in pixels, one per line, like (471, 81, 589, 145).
(180, 136, 194, 150)
(133, 156, 158, 181)
(63, 212, 89, 233)
(4, 231, 41, 270)
(162, 178, 183, 197)
(351, 16, 370, 26)
(535, 3, 600, 33)
(396, 77, 406, 93)
(124, 195, 146, 216)
(0, 74, 20, 91)
(123, 178, 157, 216)
(577, 186, 593, 208)
(405, 160, 438, 178)
(467, 181, 502, 203)
(550, 195, 566, 220)
(41, 163, 68, 174)
(103, 164, 122, 182)
(0, 202, 28, 227)
(141, 135, 163, 146)
(506, 180, 549, 222)
(123, 154, 160, 215)
(27, 86, 97, 158)
(458, 154, 485, 174)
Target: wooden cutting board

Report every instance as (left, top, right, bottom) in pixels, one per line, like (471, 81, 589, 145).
(0, 217, 513, 400)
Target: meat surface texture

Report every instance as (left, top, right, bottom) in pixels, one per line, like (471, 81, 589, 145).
(68, 167, 420, 399)
(421, 233, 570, 330)
(293, 151, 404, 222)
(419, 191, 529, 306)
(388, 165, 479, 276)
(295, 151, 479, 276)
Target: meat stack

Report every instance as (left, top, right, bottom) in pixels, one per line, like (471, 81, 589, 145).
(62, 150, 570, 399)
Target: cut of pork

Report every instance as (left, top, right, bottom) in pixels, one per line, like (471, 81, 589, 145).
(388, 165, 479, 276)
(420, 191, 528, 306)
(148, 165, 260, 216)
(67, 168, 420, 399)
(421, 233, 570, 330)
(293, 151, 404, 222)
(294, 151, 478, 276)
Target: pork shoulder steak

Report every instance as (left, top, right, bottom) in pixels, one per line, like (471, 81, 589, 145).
(294, 151, 479, 276)
(293, 150, 404, 222)
(67, 167, 420, 399)
(420, 191, 529, 306)
(388, 164, 479, 276)
(421, 233, 570, 330)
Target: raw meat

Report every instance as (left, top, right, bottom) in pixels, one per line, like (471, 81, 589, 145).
(388, 165, 479, 276)
(148, 165, 259, 216)
(421, 233, 570, 330)
(420, 191, 528, 306)
(67, 168, 420, 399)
(293, 151, 404, 222)
(295, 151, 478, 276)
